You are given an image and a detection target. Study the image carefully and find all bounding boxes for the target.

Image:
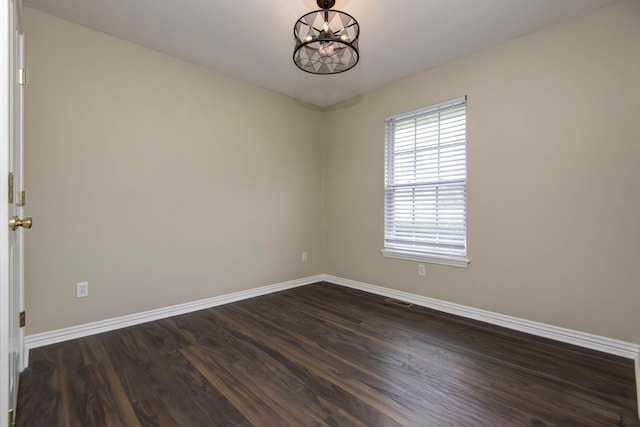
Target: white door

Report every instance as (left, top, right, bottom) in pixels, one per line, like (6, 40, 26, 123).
(1, 0, 27, 425)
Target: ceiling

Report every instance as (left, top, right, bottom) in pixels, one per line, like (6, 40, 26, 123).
(23, 0, 618, 108)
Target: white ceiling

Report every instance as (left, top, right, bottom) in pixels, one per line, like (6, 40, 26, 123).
(23, 0, 618, 108)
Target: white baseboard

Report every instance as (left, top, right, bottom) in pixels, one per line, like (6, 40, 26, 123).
(24, 272, 640, 419)
(27, 273, 640, 359)
(24, 274, 323, 364)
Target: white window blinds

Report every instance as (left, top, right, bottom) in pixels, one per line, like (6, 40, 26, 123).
(383, 96, 469, 267)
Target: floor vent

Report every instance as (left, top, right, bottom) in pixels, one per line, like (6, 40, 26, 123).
(384, 297, 414, 308)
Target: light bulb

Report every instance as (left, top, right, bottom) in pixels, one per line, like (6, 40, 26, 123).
(319, 43, 335, 57)
(323, 21, 329, 32)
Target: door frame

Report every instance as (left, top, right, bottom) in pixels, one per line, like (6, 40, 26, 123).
(1, 0, 24, 425)
(14, 8, 25, 378)
(1, 0, 13, 421)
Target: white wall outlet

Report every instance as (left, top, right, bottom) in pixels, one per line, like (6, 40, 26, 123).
(76, 282, 89, 298)
(418, 264, 426, 277)
(302, 251, 308, 262)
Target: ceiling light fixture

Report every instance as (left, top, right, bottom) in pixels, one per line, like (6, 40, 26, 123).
(293, 0, 360, 75)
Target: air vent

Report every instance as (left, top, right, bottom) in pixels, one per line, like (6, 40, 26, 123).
(384, 298, 413, 308)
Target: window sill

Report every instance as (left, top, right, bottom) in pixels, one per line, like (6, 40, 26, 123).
(382, 249, 470, 268)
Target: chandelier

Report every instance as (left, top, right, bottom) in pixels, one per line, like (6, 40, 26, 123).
(293, 0, 360, 74)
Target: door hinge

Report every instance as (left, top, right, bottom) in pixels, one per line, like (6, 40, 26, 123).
(8, 173, 14, 204)
(8, 409, 14, 426)
(18, 68, 26, 86)
(19, 311, 25, 328)
(17, 190, 25, 207)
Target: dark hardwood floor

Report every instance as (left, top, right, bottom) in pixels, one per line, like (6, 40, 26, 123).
(16, 282, 639, 426)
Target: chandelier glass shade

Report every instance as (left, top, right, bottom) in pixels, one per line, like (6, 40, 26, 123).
(293, 0, 360, 74)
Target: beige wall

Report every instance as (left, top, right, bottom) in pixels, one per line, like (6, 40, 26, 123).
(23, 8, 324, 334)
(24, 0, 640, 344)
(324, 0, 640, 343)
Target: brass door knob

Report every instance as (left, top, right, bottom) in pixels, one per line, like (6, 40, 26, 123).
(9, 216, 32, 231)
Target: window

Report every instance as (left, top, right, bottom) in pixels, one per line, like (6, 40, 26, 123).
(383, 96, 469, 267)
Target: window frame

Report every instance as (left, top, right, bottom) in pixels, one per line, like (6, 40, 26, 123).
(382, 96, 470, 268)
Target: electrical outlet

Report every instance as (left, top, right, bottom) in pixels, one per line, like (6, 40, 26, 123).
(418, 264, 426, 277)
(302, 251, 308, 262)
(76, 282, 89, 298)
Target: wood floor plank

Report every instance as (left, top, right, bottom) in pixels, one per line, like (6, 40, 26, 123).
(97, 356, 142, 427)
(15, 345, 66, 427)
(132, 396, 178, 427)
(181, 345, 295, 427)
(192, 389, 252, 427)
(78, 335, 109, 366)
(16, 282, 639, 426)
(57, 341, 113, 427)
(200, 322, 355, 426)
(145, 350, 221, 426)
(98, 329, 158, 404)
